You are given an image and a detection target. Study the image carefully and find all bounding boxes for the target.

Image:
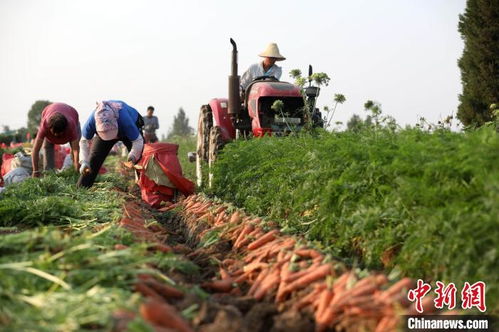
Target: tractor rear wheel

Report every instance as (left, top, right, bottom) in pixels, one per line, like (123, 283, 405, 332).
(208, 126, 224, 188)
(196, 105, 213, 187)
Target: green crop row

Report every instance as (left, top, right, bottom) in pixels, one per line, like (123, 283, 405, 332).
(0, 171, 195, 331)
(210, 127, 499, 310)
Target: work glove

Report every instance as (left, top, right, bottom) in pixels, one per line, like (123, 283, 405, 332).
(79, 161, 90, 175)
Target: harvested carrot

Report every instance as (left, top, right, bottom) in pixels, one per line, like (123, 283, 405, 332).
(316, 288, 334, 319)
(248, 269, 269, 296)
(379, 277, 414, 301)
(214, 205, 226, 215)
(247, 229, 279, 250)
(229, 211, 242, 224)
(234, 271, 250, 283)
(254, 269, 280, 300)
(134, 282, 163, 301)
(201, 279, 234, 293)
(243, 262, 268, 273)
(285, 264, 332, 293)
(234, 224, 254, 249)
(145, 279, 184, 299)
(294, 283, 327, 310)
(219, 267, 231, 280)
(140, 299, 194, 332)
(153, 243, 172, 253)
(158, 203, 179, 212)
(114, 244, 129, 250)
(222, 258, 237, 267)
(295, 248, 322, 259)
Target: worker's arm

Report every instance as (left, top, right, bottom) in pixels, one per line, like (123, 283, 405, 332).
(31, 135, 44, 177)
(70, 139, 80, 171)
(79, 137, 91, 174)
(128, 135, 144, 164)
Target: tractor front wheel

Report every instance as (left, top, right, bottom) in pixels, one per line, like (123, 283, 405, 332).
(208, 126, 224, 188)
(196, 105, 213, 187)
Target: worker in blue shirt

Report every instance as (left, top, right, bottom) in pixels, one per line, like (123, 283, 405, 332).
(77, 100, 144, 188)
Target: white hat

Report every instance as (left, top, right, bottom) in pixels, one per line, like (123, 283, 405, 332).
(259, 43, 286, 61)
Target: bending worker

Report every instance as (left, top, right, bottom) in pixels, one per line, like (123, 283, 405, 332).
(240, 42, 286, 91)
(31, 102, 80, 177)
(77, 100, 144, 188)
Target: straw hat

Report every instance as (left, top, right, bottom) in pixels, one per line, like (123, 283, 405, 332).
(259, 43, 286, 61)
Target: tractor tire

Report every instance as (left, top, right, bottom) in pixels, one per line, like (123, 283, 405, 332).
(208, 126, 224, 188)
(196, 105, 213, 187)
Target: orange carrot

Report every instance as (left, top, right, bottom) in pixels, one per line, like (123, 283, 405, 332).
(140, 299, 194, 332)
(201, 279, 234, 293)
(294, 283, 327, 310)
(219, 267, 231, 280)
(243, 262, 268, 273)
(153, 243, 172, 253)
(234, 271, 250, 284)
(134, 282, 163, 301)
(247, 229, 279, 250)
(158, 203, 179, 212)
(316, 288, 334, 319)
(295, 248, 322, 259)
(379, 277, 414, 301)
(254, 269, 281, 300)
(285, 264, 332, 293)
(114, 244, 129, 250)
(145, 279, 184, 299)
(229, 211, 242, 224)
(247, 269, 269, 296)
(234, 224, 254, 249)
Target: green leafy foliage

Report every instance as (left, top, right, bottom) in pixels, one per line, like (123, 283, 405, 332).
(166, 134, 196, 181)
(210, 127, 499, 308)
(0, 171, 122, 227)
(0, 172, 198, 330)
(457, 0, 499, 127)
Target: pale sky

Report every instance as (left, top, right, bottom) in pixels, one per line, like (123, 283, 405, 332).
(0, 0, 466, 136)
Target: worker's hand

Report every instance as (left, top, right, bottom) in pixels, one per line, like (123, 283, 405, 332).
(127, 154, 137, 164)
(123, 161, 134, 169)
(32, 170, 42, 178)
(79, 161, 91, 175)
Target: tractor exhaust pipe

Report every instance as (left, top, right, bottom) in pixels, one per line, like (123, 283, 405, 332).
(228, 38, 241, 118)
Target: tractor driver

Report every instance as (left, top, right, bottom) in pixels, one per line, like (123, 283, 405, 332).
(240, 42, 286, 91)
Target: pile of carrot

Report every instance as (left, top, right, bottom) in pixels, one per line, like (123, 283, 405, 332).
(173, 194, 452, 332)
(116, 202, 197, 332)
(118, 202, 173, 253)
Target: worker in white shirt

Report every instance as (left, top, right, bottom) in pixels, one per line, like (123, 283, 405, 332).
(240, 43, 286, 91)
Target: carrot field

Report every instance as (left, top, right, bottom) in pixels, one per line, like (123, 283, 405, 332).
(0, 125, 497, 332)
(209, 126, 499, 311)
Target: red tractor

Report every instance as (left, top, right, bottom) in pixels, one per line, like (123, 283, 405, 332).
(195, 39, 323, 186)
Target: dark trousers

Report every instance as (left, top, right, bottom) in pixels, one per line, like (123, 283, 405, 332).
(43, 139, 55, 171)
(77, 136, 133, 188)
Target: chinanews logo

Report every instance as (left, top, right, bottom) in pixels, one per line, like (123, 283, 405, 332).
(407, 279, 486, 313)
(404, 280, 496, 331)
